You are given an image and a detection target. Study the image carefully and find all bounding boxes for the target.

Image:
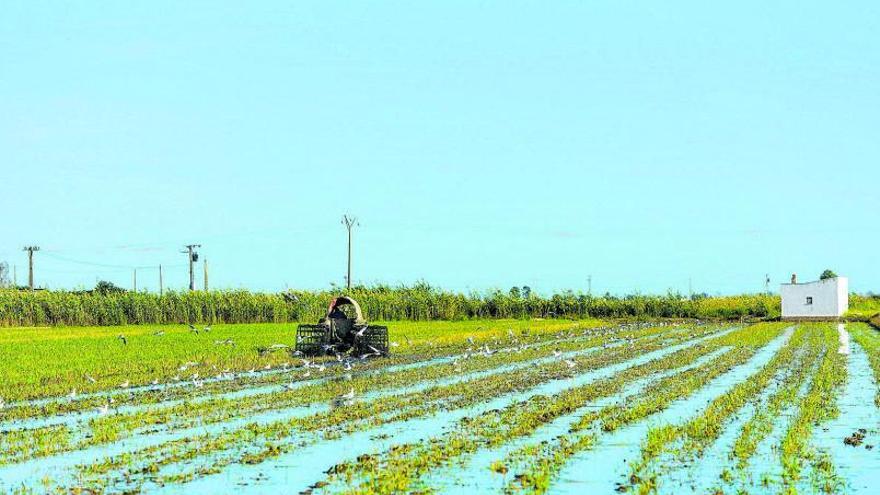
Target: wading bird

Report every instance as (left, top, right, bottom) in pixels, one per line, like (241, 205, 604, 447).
(84, 374, 97, 384)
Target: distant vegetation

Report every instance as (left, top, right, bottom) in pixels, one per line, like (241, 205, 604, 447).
(0, 283, 789, 327)
(0, 282, 877, 327)
(819, 269, 838, 280)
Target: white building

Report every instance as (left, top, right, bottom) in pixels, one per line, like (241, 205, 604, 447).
(780, 275, 848, 320)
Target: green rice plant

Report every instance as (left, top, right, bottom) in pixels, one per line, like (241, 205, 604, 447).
(779, 324, 846, 493)
(312, 324, 784, 494)
(501, 323, 787, 494)
(849, 323, 880, 406)
(67, 325, 720, 487)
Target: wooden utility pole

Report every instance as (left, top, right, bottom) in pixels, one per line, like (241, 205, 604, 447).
(587, 275, 592, 296)
(22, 246, 40, 291)
(203, 258, 208, 291)
(12, 265, 16, 288)
(181, 244, 201, 291)
(133, 268, 138, 292)
(159, 265, 164, 296)
(341, 215, 358, 289)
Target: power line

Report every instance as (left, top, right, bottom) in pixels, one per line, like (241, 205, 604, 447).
(40, 251, 185, 270)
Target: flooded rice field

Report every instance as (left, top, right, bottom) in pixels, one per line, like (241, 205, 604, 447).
(1, 320, 879, 494)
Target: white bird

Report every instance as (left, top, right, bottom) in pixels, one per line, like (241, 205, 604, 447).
(284, 381, 297, 391)
(84, 374, 97, 384)
(153, 330, 165, 337)
(302, 370, 312, 378)
(302, 359, 312, 368)
(390, 341, 400, 347)
(264, 364, 272, 370)
(317, 364, 326, 372)
(0, 397, 5, 410)
(343, 360, 353, 371)
(193, 379, 204, 388)
(67, 388, 77, 400)
(203, 325, 212, 332)
(97, 403, 109, 415)
(120, 381, 130, 389)
(151, 378, 159, 386)
(564, 359, 577, 369)
(552, 349, 562, 358)
(340, 388, 355, 400)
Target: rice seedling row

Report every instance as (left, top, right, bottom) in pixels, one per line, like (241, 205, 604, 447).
(309, 324, 785, 494)
(4, 320, 876, 494)
(0, 321, 696, 468)
(59, 325, 726, 492)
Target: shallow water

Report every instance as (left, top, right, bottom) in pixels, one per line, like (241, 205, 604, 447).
(810, 334, 880, 494)
(549, 326, 794, 494)
(150, 330, 728, 494)
(428, 347, 733, 494)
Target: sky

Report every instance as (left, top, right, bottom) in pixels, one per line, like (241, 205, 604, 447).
(1, 1, 878, 295)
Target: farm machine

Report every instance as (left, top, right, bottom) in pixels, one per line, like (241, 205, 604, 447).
(295, 296, 388, 357)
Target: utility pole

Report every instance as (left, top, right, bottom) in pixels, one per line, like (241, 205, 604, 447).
(587, 275, 592, 296)
(181, 244, 201, 291)
(22, 246, 40, 291)
(341, 215, 358, 290)
(765, 273, 770, 294)
(133, 268, 137, 292)
(12, 265, 16, 288)
(688, 277, 693, 299)
(203, 258, 208, 291)
(159, 265, 164, 296)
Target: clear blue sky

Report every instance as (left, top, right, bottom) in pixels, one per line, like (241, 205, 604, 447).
(1, 1, 878, 295)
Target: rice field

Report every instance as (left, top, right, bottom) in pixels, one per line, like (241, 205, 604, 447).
(1, 319, 879, 494)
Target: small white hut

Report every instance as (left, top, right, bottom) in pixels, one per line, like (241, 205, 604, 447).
(780, 274, 848, 320)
